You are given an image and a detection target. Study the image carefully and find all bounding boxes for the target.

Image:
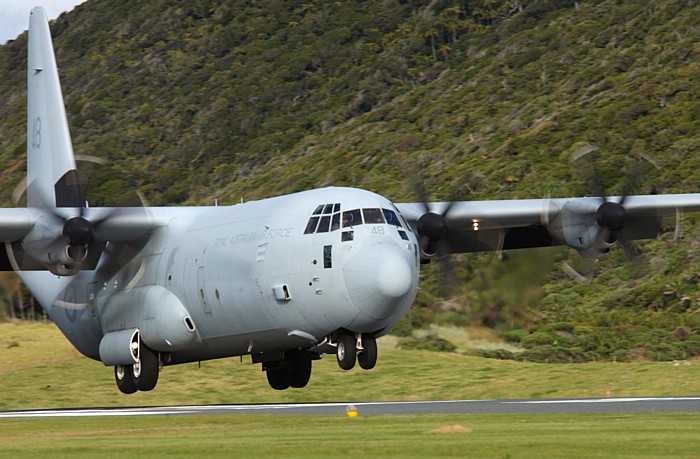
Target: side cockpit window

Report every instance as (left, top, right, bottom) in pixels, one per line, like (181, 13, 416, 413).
(304, 216, 320, 234)
(317, 215, 331, 233)
(382, 209, 402, 227)
(305, 203, 341, 234)
(331, 213, 341, 231)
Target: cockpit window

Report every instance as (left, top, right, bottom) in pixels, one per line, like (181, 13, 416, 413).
(331, 213, 341, 231)
(305, 203, 341, 234)
(306, 204, 403, 235)
(382, 209, 401, 227)
(393, 205, 412, 232)
(304, 216, 320, 234)
(317, 215, 331, 233)
(363, 208, 385, 224)
(342, 209, 362, 227)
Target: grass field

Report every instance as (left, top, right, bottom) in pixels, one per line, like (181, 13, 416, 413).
(1, 322, 698, 457)
(0, 413, 698, 458)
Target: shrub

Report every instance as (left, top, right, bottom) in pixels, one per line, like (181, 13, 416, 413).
(398, 334, 457, 353)
(520, 331, 556, 349)
(471, 349, 515, 360)
(500, 329, 528, 344)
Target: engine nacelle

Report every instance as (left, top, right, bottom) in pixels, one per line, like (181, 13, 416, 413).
(20, 214, 88, 275)
(21, 235, 87, 275)
(544, 199, 614, 259)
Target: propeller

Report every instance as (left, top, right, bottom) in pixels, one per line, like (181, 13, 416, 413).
(548, 144, 672, 282)
(11, 157, 152, 276)
(413, 179, 459, 259)
(579, 146, 661, 256)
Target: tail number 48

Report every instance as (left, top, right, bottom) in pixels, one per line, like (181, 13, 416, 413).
(31, 116, 41, 149)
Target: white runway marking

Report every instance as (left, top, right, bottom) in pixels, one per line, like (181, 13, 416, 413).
(505, 396, 700, 404)
(1, 397, 698, 418)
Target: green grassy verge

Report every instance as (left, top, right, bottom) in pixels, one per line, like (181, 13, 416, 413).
(1, 322, 698, 410)
(1, 413, 699, 458)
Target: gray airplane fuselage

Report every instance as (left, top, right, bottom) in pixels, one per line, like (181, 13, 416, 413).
(21, 187, 420, 366)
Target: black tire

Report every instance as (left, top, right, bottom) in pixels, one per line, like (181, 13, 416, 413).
(336, 334, 356, 371)
(114, 365, 137, 394)
(131, 345, 159, 392)
(358, 334, 378, 370)
(266, 366, 290, 390)
(287, 350, 312, 388)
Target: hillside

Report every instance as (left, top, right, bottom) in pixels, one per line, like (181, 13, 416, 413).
(1, 0, 700, 361)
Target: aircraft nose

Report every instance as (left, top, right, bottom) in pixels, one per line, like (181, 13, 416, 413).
(343, 244, 415, 320)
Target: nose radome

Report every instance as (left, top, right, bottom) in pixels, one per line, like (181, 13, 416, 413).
(343, 244, 414, 320)
(376, 248, 413, 298)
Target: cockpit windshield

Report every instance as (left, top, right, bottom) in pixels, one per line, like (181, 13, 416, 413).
(342, 209, 361, 228)
(305, 204, 404, 234)
(362, 208, 384, 224)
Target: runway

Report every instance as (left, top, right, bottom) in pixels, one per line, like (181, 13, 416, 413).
(1, 397, 699, 418)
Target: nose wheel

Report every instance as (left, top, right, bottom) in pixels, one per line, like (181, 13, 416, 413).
(336, 335, 357, 370)
(336, 333, 377, 371)
(358, 334, 378, 370)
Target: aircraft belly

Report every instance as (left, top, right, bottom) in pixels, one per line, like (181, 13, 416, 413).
(20, 271, 102, 360)
(165, 328, 293, 365)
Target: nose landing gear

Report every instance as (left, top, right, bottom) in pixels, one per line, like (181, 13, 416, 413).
(336, 334, 357, 370)
(336, 333, 377, 371)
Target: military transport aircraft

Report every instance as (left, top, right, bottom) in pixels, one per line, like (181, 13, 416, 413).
(5, 7, 700, 394)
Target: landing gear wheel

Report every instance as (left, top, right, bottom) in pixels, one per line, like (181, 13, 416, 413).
(336, 334, 356, 371)
(131, 345, 159, 391)
(358, 334, 378, 370)
(114, 365, 137, 394)
(266, 365, 290, 390)
(287, 350, 312, 388)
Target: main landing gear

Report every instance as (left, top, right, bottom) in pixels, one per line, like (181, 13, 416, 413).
(260, 333, 377, 391)
(336, 333, 377, 371)
(114, 344, 160, 394)
(264, 350, 314, 390)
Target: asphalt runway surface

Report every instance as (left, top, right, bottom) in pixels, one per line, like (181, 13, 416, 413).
(1, 397, 698, 418)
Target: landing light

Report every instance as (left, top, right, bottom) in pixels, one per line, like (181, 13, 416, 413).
(472, 219, 480, 231)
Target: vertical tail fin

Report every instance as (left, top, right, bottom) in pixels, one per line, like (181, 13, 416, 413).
(27, 6, 83, 208)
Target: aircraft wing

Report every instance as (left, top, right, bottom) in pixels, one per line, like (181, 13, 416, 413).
(395, 193, 700, 256)
(0, 207, 158, 272)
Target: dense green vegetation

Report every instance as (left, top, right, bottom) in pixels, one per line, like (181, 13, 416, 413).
(1, 1, 700, 361)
